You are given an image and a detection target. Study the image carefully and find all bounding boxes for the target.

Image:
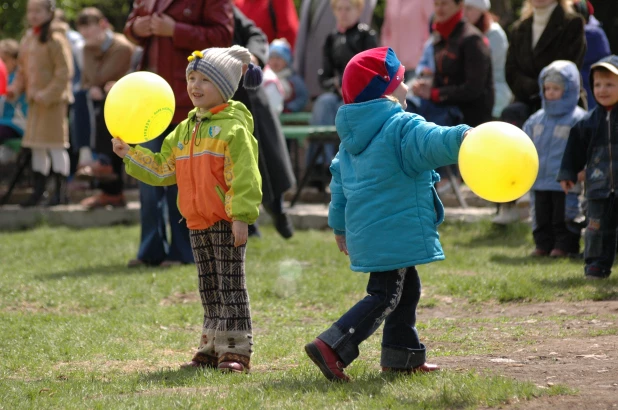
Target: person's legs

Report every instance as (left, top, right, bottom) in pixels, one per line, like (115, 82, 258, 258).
(307, 92, 342, 175)
(46, 148, 70, 206)
(133, 136, 168, 265)
(584, 198, 617, 278)
(187, 228, 219, 368)
(21, 148, 50, 207)
(381, 267, 426, 370)
(532, 190, 554, 254)
(551, 191, 580, 255)
(210, 220, 253, 371)
(315, 269, 407, 366)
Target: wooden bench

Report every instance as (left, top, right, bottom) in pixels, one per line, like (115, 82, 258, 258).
(280, 124, 339, 207)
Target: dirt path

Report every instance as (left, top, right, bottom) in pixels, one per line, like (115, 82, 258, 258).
(420, 301, 618, 410)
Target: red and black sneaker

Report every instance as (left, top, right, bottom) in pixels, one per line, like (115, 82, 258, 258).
(305, 338, 350, 382)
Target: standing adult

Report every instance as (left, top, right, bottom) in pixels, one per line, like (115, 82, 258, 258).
(123, 0, 234, 267)
(464, 0, 512, 118)
(232, 6, 297, 239)
(504, 0, 585, 124)
(412, 0, 493, 127)
(572, 0, 611, 109)
(380, 0, 434, 81)
(234, 0, 299, 49)
(495, 0, 585, 225)
(294, 0, 377, 99)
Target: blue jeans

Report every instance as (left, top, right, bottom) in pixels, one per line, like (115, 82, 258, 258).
(318, 267, 426, 369)
(136, 126, 193, 265)
(307, 92, 342, 165)
(584, 197, 617, 278)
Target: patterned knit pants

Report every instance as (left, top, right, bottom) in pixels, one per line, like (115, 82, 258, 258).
(189, 220, 253, 368)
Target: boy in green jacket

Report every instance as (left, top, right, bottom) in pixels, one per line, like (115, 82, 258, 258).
(112, 46, 263, 373)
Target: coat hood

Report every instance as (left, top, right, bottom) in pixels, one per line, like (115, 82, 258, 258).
(335, 98, 404, 155)
(538, 60, 580, 117)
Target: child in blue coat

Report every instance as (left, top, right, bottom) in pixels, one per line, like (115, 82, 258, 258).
(524, 60, 587, 258)
(304, 47, 471, 382)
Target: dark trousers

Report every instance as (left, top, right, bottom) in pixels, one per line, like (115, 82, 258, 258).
(318, 267, 426, 369)
(533, 190, 580, 254)
(585, 197, 618, 277)
(93, 100, 123, 195)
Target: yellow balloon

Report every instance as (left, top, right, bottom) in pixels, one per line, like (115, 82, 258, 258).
(459, 121, 539, 203)
(104, 72, 175, 144)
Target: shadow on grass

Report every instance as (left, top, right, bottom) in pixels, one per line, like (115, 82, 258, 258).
(533, 276, 618, 300)
(488, 254, 583, 266)
(138, 367, 212, 386)
(35, 263, 170, 280)
(452, 222, 530, 248)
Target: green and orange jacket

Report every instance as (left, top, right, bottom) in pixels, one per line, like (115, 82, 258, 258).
(123, 100, 262, 230)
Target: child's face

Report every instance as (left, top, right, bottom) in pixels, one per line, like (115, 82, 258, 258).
(0, 52, 17, 73)
(268, 55, 287, 73)
(593, 70, 618, 107)
(434, 0, 463, 23)
(78, 21, 106, 47)
(26, 0, 52, 28)
(333, 0, 362, 30)
(391, 81, 409, 109)
(543, 82, 564, 101)
(187, 70, 225, 111)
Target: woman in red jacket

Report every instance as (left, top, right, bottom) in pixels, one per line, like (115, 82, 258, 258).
(122, 0, 234, 268)
(235, 0, 299, 50)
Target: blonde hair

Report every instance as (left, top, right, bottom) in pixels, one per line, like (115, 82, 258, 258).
(521, 0, 574, 20)
(331, 0, 365, 10)
(0, 39, 19, 60)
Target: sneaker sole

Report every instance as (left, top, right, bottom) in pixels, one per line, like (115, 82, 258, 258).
(304, 343, 346, 382)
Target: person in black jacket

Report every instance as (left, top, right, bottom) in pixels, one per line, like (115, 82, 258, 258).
(411, 0, 493, 127)
(504, 0, 586, 125)
(232, 7, 297, 239)
(308, 0, 378, 189)
(558, 56, 618, 280)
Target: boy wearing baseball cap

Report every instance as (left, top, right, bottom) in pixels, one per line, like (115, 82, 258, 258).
(304, 47, 472, 381)
(112, 45, 263, 372)
(559, 55, 618, 280)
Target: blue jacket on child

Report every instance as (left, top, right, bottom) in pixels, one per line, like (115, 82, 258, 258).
(558, 55, 618, 199)
(329, 98, 470, 272)
(524, 60, 586, 192)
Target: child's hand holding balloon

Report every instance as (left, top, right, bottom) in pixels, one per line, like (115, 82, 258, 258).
(112, 138, 130, 158)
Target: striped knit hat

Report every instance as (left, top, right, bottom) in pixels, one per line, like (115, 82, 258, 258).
(186, 45, 263, 102)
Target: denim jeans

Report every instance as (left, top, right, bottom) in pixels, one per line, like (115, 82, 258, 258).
(307, 92, 342, 166)
(136, 126, 193, 265)
(584, 197, 617, 277)
(318, 266, 426, 369)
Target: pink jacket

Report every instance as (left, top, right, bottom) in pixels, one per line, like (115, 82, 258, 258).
(380, 0, 434, 70)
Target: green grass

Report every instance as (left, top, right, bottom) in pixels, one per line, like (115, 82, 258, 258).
(0, 220, 613, 409)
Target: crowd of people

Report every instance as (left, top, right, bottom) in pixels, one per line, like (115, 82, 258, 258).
(0, 0, 617, 379)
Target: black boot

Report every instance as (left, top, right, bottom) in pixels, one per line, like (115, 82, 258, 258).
(46, 174, 68, 206)
(273, 212, 294, 239)
(20, 172, 48, 207)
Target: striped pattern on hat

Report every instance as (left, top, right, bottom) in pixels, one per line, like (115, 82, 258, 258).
(186, 45, 253, 102)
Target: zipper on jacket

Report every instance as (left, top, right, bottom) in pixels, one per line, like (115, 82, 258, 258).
(608, 111, 614, 193)
(189, 121, 202, 215)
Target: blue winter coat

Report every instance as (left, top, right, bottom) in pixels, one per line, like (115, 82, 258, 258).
(329, 98, 470, 272)
(523, 61, 586, 192)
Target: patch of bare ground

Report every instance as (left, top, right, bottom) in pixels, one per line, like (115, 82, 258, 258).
(159, 291, 200, 306)
(53, 359, 179, 374)
(421, 300, 618, 410)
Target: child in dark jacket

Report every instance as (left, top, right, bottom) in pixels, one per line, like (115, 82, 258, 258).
(558, 55, 618, 280)
(304, 47, 471, 382)
(524, 60, 587, 258)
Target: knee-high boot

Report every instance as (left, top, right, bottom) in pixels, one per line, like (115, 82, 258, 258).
(20, 172, 48, 207)
(46, 173, 68, 206)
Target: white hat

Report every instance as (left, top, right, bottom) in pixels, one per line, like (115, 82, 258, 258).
(464, 0, 491, 11)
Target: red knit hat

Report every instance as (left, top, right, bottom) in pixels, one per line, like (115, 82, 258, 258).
(341, 47, 405, 104)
